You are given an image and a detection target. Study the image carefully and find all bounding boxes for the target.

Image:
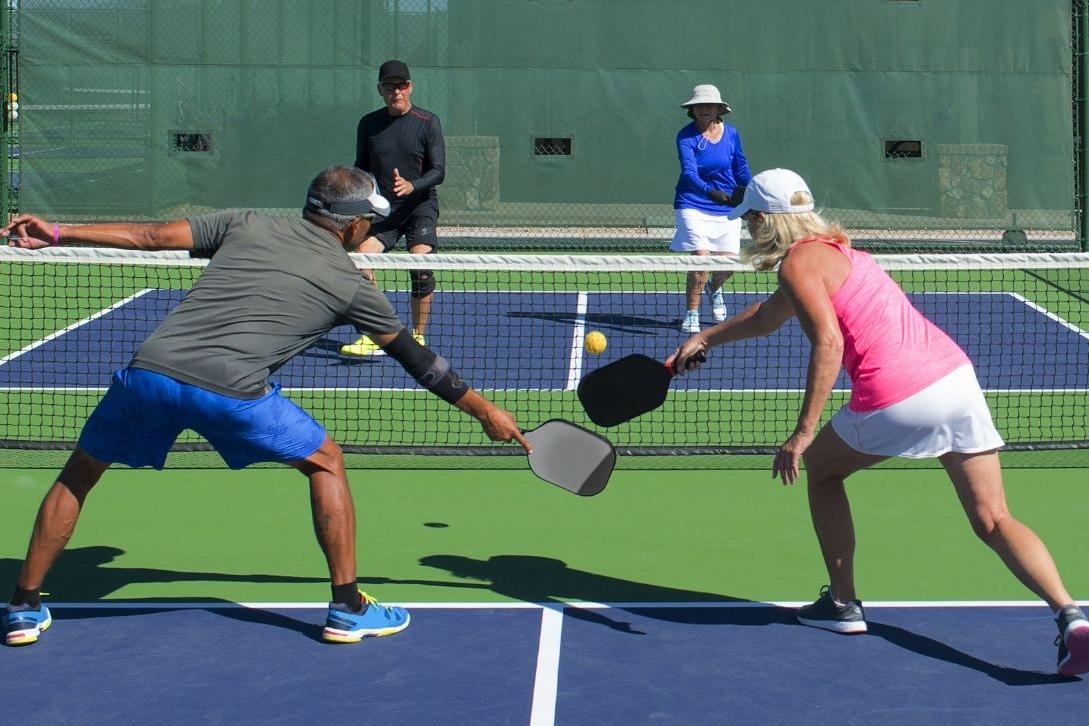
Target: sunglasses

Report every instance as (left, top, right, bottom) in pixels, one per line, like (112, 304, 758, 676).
(379, 81, 411, 93)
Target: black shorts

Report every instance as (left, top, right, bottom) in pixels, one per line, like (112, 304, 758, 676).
(369, 201, 439, 252)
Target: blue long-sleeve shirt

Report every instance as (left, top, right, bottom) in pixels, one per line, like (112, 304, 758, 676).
(673, 122, 751, 215)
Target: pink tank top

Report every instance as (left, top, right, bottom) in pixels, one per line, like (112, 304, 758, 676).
(798, 239, 970, 412)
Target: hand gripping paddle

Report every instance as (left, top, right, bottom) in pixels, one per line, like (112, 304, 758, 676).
(577, 353, 704, 427)
(524, 419, 616, 496)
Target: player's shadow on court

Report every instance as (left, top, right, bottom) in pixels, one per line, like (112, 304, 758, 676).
(365, 553, 1067, 685)
(864, 622, 1069, 686)
(369, 553, 794, 636)
(0, 546, 328, 641)
(507, 311, 680, 334)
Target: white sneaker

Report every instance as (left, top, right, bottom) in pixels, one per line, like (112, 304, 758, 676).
(707, 284, 728, 322)
(711, 292, 727, 322)
(680, 311, 700, 333)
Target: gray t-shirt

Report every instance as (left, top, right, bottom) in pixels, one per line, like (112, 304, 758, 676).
(130, 211, 403, 398)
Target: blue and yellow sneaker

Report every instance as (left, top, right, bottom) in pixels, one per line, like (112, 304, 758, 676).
(4, 603, 52, 646)
(322, 591, 410, 644)
(339, 336, 384, 357)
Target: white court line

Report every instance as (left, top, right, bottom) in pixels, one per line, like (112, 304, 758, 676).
(0, 289, 155, 367)
(565, 292, 589, 391)
(529, 607, 564, 726)
(35, 601, 544, 610)
(31, 599, 1086, 609)
(1006, 292, 1089, 340)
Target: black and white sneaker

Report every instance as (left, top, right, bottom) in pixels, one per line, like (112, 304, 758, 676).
(797, 585, 868, 634)
(1055, 604, 1089, 677)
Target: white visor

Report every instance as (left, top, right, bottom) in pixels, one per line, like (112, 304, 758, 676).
(362, 171, 391, 218)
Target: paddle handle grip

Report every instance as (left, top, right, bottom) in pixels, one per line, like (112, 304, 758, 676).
(668, 350, 706, 375)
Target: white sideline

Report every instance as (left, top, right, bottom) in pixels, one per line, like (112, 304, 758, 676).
(0, 289, 154, 366)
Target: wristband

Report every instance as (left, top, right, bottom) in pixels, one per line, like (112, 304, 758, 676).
(51, 223, 60, 246)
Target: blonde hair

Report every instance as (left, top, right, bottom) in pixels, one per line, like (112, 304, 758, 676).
(741, 191, 849, 271)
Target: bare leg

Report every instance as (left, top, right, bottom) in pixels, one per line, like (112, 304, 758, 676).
(292, 436, 356, 587)
(801, 425, 888, 603)
(408, 243, 433, 336)
(17, 447, 110, 591)
(685, 249, 710, 312)
(339, 237, 384, 354)
(941, 450, 1074, 609)
(706, 252, 734, 294)
(355, 236, 384, 285)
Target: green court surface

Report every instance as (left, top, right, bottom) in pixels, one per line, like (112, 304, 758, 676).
(2, 464, 1086, 605)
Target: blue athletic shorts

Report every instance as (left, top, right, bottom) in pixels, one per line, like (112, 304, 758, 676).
(79, 367, 327, 469)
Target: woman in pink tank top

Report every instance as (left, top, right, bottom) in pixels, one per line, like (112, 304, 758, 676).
(668, 169, 1087, 675)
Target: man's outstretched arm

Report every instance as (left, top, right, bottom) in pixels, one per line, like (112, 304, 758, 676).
(2, 214, 194, 251)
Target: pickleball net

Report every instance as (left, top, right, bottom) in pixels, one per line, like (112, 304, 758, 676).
(1, 246, 1087, 468)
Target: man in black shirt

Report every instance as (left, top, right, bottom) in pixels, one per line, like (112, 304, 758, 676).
(341, 60, 446, 357)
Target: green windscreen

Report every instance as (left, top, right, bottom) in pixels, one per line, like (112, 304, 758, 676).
(9, 0, 1079, 250)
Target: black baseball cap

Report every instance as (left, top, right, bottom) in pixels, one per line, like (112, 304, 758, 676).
(378, 60, 410, 82)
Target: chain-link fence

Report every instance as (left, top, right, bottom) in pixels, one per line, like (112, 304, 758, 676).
(1, 2, 17, 225)
(1, 0, 1086, 252)
(1075, 0, 1088, 249)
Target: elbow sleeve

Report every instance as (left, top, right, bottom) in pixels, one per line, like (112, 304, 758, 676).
(383, 328, 469, 404)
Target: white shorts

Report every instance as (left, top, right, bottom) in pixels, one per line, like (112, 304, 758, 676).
(670, 208, 742, 254)
(829, 364, 1005, 459)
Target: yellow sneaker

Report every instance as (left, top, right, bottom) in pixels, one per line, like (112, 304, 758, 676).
(412, 332, 426, 347)
(339, 336, 383, 357)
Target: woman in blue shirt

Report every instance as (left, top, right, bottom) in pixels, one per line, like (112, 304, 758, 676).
(671, 84, 752, 333)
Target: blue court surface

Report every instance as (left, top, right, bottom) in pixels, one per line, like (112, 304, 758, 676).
(3, 603, 1086, 725)
(1, 290, 1087, 392)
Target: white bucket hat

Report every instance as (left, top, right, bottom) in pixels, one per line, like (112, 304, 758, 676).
(727, 168, 815, 220)
(681, 84, 731, 115)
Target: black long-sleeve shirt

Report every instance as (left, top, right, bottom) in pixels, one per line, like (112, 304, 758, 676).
(355, 106, 445, 209)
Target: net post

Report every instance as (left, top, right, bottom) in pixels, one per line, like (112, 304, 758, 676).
(0, 1, 9, 226)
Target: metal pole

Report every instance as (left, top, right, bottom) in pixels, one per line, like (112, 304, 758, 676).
(1078, 1, 1089, 250)
(1, 2, 9, 225)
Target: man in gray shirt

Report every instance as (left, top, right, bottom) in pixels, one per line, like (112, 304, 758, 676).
(1, 166, 530, 646)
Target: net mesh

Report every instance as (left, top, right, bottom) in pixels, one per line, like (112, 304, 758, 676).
(2, 247, 1088, 468)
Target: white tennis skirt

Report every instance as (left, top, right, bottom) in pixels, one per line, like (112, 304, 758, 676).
(670, 208, 742, 254)
(830, 364, 1005, 458)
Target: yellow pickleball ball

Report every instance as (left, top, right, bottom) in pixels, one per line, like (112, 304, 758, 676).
(584, 330, 607, 355)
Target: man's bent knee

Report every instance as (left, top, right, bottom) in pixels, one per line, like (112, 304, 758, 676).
(409, 269, 435, 298)
(58, 447, 110, 500)
(294, 436, 345, 477)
